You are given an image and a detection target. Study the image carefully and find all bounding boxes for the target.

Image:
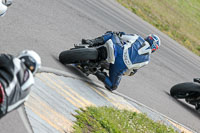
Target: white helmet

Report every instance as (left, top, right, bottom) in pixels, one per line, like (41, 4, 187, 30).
(18, 50, 41, 75)
(0, 0, 12, 17)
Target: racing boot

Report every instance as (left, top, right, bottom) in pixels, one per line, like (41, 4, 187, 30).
(82, 36, 104, 47)
(193, 78, 200, 83)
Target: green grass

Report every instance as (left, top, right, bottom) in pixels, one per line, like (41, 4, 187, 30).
(117, 0, 200, 56)
(73, 106, 177, 133)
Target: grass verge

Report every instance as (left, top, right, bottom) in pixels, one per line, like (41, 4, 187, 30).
(73, 106, 177, 133)
(117, 0, 200, 56)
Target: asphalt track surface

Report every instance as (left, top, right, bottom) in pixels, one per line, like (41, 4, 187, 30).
(0, 0, 200, 132)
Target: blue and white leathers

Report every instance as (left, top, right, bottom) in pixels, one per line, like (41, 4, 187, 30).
(102, 32, 152, 90)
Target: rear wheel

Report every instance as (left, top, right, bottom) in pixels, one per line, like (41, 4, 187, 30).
(59, 48, 98, 64)
(170, 82, 200, 99)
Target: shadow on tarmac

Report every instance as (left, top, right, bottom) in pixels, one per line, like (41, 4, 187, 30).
(50, 54, 98, 83)
(164, 91, 200, 118)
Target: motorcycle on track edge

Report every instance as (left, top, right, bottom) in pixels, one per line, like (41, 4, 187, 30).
(58, 40, 115, 76)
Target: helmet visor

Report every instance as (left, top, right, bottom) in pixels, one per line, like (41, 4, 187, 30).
(20, 56, 36, 73)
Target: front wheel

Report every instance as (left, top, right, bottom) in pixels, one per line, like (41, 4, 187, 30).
(170, 82, 200, 99)
(59, 48, 98, 64)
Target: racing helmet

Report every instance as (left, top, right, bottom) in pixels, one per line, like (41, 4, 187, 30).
(145, 34, 161, 53)
(0, 0, 12, 17)
(18, 50, 41, 75)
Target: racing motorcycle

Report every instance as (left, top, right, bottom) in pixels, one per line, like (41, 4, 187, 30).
(170, 78, 200, 111)
(59, 40, 115, 76)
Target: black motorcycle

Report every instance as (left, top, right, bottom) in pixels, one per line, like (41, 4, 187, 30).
(170, 78, 200, 111)
(59, 41, 115, 76)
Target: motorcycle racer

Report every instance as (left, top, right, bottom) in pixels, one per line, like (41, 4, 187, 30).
(0, 0, 41, 117)
(82, 31, 161, 91)
(0, 50, 41, 117)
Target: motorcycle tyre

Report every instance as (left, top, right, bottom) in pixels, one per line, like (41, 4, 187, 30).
(59, 48, 98, 64)
(170, 82, 200, 99)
